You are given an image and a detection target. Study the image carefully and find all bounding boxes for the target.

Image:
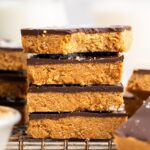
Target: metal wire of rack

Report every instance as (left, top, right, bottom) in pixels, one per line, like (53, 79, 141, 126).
(7, 126, 116, 150)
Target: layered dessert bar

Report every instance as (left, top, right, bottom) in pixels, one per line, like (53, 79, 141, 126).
(0, 70, 27, 99)
(0, 97, 27, 125)
(28, 112, 127, 139)
(126, 69, 150, 99)
(0, 40, 26, 71)
(28, 53, 123, 85)
(115, 97, 150, 150)
(28, 84, 123, 113)
(21, 26, 132, 54)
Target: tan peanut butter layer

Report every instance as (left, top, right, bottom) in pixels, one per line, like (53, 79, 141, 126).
(126, 69, 150, 99)
(0, 71, 27, 99)
(28, 53, 123, 85)
(0, 39, 27, 71)
(28, 112, 127, 139)
(21, 26, 132, 54)
(28, 84, 123, 112)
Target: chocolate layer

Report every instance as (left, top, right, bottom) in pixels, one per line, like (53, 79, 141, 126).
(0, 47, 22, 52)
(29, 111, 127, 120)
(21, 26, 132, 36)
(134, 69, 150, 74)
(29, 84, 123, 93)
(116, 97, 150, 142)
(0, 39, 22, 51)
(0, 97, 26, 106)
(0, 70, 27, 81)
(32, 52, 118, 59)
(28, 54, 124, 65)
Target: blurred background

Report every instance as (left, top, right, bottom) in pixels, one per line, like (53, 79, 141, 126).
(0, 0, 150, 85)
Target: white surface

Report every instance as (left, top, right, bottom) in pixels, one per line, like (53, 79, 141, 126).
(92, 0, 150, 85)
(0, 0, 27, 41)
(0, 0, 67, 42)
(1, 127, 12, 150)
(0, 106, 21, 150)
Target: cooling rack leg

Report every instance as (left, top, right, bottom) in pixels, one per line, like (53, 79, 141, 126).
(41, 139, 45, 150)
(64, 140, 68, 150)
(108, 139, 112, 150)
(19, 136, 24, 150)
(85, 139, 89, 150)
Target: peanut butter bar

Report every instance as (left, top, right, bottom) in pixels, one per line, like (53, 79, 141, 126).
(28, 112, 127, 139)
(0, 97, 27, 125)
(28, 84, 123, 113)
(21, 26, 132, 54)
(0, 70, 27, 98)
(126, 69, 150, 99)
(0, 40, 27, 71)
(115, 97, 150, 150)
(28, 53, 123, 85)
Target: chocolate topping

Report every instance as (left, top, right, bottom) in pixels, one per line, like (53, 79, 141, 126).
(0, 70, 27, 81)
(0, 97, 26, 106)
(134, 69, 150, 74)
(32, 52, 118, 59)
(28, 53, 123, 65)
(116, 97, 150, 143)
(29, 111, 127, 120)
(0, 47, 22, 52)
(29, 84, 123, 93)
(21, 26, 132, 36)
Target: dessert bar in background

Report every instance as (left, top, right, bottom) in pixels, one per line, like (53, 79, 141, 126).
(124, 93, 143, 117)
(115, 97, 150, 150)
(0, 39, 27, 125)
(21, 26, 132, 139)
(0, 70, 27, 99)
(21, 26, 132, 54)
(0, 40, 26, 71)
(127, 69, 150, 99)
(124, 69, 150, 117)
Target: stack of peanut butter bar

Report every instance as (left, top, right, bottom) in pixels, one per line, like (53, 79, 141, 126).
(0, 39, 27, 125)
(21, 26, 132, 139)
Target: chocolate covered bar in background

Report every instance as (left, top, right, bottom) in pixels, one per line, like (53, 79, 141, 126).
(126, 69, 150, 99)
(0, 39, 27, 125)
(115, 97, 150, 150)
(0, 39, 27, 71)
(0, 70, 27, 99)
(124, 93, 143, 117)
(124, 69, 150, 117)
(21, 26, 132, 54)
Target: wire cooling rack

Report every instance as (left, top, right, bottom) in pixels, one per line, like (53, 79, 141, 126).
(7, 126, 116, 150)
